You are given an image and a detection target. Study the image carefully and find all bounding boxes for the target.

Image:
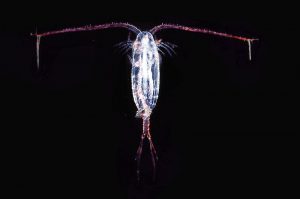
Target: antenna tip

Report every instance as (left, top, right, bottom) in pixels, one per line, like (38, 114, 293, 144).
(31, 33, 40, 37)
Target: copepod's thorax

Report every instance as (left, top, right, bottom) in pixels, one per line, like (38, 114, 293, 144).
(131, 31, 160, 119)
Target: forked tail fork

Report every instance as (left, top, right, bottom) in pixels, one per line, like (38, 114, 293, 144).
(135, 117, 158, 182)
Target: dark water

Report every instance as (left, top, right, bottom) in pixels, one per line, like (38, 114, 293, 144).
(1, 1, 297, 198)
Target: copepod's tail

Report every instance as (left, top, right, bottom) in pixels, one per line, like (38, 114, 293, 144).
(135, 117, 158, 182)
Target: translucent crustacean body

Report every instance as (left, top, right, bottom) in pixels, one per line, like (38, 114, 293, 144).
(131, 31, 160, 119)
(31, 22, 258, 182)
(131, 31, 160, 181)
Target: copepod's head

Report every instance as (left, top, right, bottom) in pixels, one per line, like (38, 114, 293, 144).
(134, 31, 156, 51)
(136, 31, 155, 43)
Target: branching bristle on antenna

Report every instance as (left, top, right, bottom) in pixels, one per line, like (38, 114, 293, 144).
(247, 38, 259, 61)
(248, 39, 252, 61)
(36, 35, 41, 69)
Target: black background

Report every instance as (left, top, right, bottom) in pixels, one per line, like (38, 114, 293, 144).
(2, 1, 297, 198)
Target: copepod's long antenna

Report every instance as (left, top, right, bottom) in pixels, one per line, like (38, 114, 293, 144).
(150, 24, 258, 60)
(30, 22, 141, 68)
(135, 116, 158, 182)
